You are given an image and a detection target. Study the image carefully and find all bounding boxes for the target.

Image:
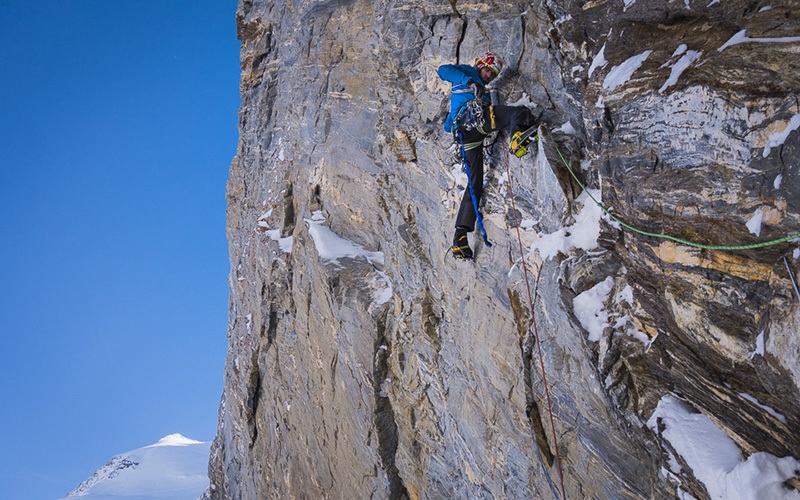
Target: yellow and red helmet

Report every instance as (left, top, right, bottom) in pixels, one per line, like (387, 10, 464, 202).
(476, 52, 503, 76)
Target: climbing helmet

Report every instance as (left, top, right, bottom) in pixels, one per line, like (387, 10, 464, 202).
(476, 52, 503, 76)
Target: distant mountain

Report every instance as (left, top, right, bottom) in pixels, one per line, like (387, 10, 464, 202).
(61, 434, 210, 500)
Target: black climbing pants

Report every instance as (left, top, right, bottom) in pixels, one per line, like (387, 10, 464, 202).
(455, 104, 536, 232)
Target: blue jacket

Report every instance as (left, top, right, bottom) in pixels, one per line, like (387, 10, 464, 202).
(438, 64, 491, 132)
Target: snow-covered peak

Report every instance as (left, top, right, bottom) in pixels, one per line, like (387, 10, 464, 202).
(61, 435, 210, 500)
(151, 433, 205, 447)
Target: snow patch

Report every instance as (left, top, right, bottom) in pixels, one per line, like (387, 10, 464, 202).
(258, 209, 293, 253)
(265, 229, 294, 253)
(762, 114, 800, 157)
(719, 29, 800, 52)
(659, 49, 702, 93)
(520, 218, 538, 231)
(305, 211, 384, 267)
(603, 50, 652, 91)
(647, 395, 800, 500)
(595, 94, 605, 109)
(614, 285, 650, 344)
(588, 43, 608, 78)
(554, 121, 577, 135)
(746, 208, 764, 237)
(738, 392, 787, 424)
(451, 162, 468, 186)
(573, 276, 615, 342)
(529, 187, 603, 260)
(372, 270, 393, 305)
(506, 92, 539, 110)
(752, 331, 765, 358)
(152, 434, 204, 447)
(304, 211, 391, 304)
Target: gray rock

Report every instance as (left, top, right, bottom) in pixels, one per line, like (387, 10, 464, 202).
(209, 0, 800, 498)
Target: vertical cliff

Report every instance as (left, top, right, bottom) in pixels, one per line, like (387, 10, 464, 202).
(208, 0, 800, 498)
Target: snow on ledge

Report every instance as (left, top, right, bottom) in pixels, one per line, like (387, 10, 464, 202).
(659, 48, 702, 93)
(647, 395, 800, 499)
(588, 43, 608, 78)
(573, 276, 615, 342)
(304, 211, 392, 305)
(718, 29, 800, 52)
(529, 187, 603, 261)
(304, 211, 384, 267)
(602, 50, 652, 91)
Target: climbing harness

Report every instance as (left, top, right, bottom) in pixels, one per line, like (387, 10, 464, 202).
(457, 129, 492, 248)
(551, 145, 800, 252)
(502, 142, 567, 500)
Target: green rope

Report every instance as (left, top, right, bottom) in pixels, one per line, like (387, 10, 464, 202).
(551, 144, 800, 251)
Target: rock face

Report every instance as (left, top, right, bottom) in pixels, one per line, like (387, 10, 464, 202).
(209, 0, 800, 498)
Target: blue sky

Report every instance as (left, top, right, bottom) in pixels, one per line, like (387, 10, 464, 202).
(0, 2, 239, 498)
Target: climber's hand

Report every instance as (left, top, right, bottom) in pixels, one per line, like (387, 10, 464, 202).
(468, 81, 485, 99)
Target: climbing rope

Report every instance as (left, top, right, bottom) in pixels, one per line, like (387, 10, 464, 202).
(458, 130, 492, 247)
(551, 145, 800, 251)
(502, 142, 568, 500)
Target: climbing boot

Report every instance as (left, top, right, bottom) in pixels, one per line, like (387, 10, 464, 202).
(451, 234, 474, 260)
(510, 129, 536, 158)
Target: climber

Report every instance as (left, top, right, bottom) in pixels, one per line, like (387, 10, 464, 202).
(438, 51, 538, 259)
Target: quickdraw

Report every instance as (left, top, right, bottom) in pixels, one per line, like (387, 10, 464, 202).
(454, 100, 488, 135)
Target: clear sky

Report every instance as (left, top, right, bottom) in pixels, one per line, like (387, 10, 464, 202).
(0, 2, 239, 499)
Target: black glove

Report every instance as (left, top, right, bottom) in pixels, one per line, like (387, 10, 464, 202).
(468, 81, 485, 99)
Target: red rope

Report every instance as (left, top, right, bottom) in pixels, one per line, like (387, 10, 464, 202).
(503, 143, 567, 500)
